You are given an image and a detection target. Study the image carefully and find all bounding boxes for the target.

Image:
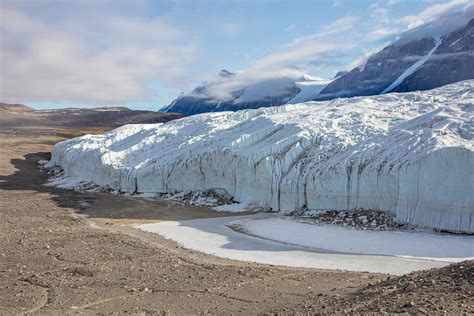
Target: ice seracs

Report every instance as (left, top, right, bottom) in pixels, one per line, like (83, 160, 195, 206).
(47, 80, 474, 233)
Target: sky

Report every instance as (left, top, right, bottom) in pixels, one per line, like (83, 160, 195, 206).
(0, 0, 471, 110)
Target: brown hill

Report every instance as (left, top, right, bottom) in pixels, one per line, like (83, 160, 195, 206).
(0, 102, 35, 112)
(0, 102, 183, 129)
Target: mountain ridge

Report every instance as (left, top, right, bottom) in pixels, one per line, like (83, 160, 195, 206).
(163, 7, 473, 115)
(316, 10, 474, 100)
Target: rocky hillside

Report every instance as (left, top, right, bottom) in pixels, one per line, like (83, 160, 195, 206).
(0, 102, 35, 112)
(392, 18, 474, 93)
(0, 102, 183, 128)
(316, 10, 474, 100)
(285, 260, 473, 314)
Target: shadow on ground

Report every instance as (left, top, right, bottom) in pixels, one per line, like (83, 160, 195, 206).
(0, 152, 235, 222)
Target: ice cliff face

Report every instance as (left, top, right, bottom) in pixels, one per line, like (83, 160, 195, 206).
(48, 81, 474, 232)
(317, 9, 474, 100)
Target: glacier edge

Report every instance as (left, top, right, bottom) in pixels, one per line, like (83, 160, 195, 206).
(47, 81, 474, 232)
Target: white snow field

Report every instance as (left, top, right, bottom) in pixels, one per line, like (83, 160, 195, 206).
(137, 214, 472, 275)
(48, 80, 474, 232)
(288, 76, 332, 104)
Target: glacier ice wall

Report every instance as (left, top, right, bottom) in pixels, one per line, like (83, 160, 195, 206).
(48, 81, 474, 232)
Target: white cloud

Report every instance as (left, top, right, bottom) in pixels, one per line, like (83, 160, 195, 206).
(241, 15, 360, 78)
(366, 27, 401, 41)
(333, 0, 343, 7)
(344, 42, 389, 71)
(402, 0, 468, 29)
(387, 0, 402, 6)
(366, 0, 471, 42)
(284, 24, 296, 32)
(369, 1, 392, 25)
(323, 15, 360, 34)
(193, 16, 359, 101)
(220, 21, 246, 36)
(0, 5, 195, 105)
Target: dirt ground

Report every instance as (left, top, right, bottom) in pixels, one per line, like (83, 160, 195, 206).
(0, 106, 472, 314)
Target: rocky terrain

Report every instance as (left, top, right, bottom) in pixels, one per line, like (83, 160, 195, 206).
(391, 18, 474, 93)
(288, 261, 474, 314)
(317, 12, 474, 100)
(293, 209, 416, 232)
(156, 189, 235, 207)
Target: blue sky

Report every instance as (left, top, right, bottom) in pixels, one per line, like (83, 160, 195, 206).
(0, 0, 470, 110)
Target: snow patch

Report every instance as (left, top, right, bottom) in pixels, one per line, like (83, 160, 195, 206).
(137, 214, 460, 275)
(212, 203, 250, 213)
(381, 37, 442, 94)
(230, 216, 474, 262)
(288, 77, 332, 104)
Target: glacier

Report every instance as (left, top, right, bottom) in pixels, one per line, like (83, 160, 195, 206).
(47, 80, 474, 232)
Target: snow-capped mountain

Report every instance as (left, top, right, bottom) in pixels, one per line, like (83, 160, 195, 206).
(316, 7, 474, 100)
(164, 8, 473, 115)
(162, 70, 329, 115)
(48, 80, 474, 233)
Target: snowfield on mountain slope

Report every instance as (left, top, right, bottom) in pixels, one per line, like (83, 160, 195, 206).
(288, 76, 332, 104)
(48, 80, 474, 232)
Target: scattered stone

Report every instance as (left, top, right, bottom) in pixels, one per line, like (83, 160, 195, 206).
(67, 266, 95, 277)
(292, 209, 417, 231)
(156, 189, 234, 207)
(403, 301, 415, 307)
(318, 261, 473, 314)
(404, 282, 417, 291)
